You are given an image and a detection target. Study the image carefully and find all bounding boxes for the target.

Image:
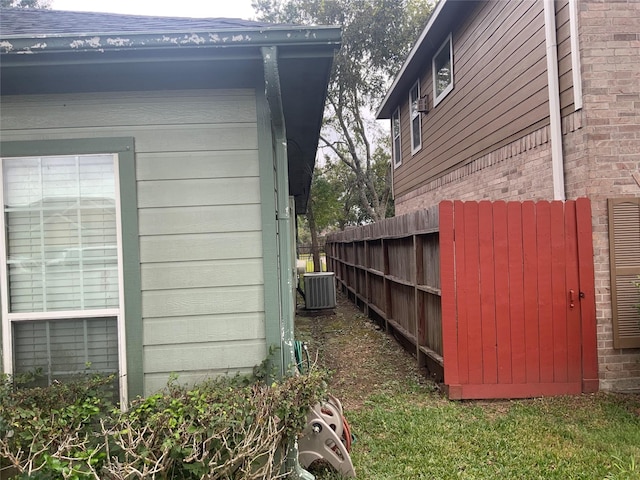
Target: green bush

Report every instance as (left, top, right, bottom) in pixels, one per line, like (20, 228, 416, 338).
(0, 370, 327, 479)
(0, 373, 115, 479)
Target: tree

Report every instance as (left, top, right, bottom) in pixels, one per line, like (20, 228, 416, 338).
(0, 0, 50, 7)
(306, 165, 343, 270)
(253, 0, 432, 222)
(302, 153, 392, 270)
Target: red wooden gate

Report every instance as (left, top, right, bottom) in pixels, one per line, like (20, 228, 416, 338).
(439, 199, 598, 399)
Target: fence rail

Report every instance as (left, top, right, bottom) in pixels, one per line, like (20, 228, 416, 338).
(325, 206, 443, 380)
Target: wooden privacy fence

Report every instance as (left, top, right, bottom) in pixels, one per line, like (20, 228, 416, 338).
(326, 206, 445, 380)
(326, 199, 599, 400)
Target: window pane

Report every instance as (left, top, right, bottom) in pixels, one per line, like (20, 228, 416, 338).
(393, 112, 400, 138)
(410, 85, 419, 117)
(392, 109, 401, 166)
(412, 116, 421, 150)
(435, 38, 452, 97)
(3, 155, 119, 312)
(13, 317, 119, 386)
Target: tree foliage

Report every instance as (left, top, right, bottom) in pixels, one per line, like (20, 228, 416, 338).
(0, 0, 50, 8)
(253, 0, 432, 223)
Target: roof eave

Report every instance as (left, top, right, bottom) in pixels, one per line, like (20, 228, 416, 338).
(376, 0, 448, 119)
(0, 25, 342, 55)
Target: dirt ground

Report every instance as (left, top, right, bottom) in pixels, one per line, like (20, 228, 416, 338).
(295, 292, 437, 411)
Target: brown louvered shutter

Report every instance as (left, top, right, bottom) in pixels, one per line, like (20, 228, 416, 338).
(608, 198, 640, 349)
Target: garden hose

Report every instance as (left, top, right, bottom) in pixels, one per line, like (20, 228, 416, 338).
(294, 340, 311, 374)
(342, 415, 353, 453)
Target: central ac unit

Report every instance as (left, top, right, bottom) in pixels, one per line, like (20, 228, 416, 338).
(304, 272, 336, 309)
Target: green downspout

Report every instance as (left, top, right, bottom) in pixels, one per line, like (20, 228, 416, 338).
(262, 45, 296, 378)
(262, 46, 314, 480)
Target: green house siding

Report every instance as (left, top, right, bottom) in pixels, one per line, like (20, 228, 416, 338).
(1, 89, 268, 397)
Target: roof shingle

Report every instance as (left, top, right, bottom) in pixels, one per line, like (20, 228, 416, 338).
(0, 7, 277, 37)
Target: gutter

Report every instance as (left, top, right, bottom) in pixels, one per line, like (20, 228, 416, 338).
(543, 0, 566, 201)
(0, 26, 342, 55)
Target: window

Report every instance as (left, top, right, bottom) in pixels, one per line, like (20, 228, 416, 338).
(392, 107, 402, 168)
(0, 154, 125, 393)
(433, 33, 453, 107)
(409, 81, 422, 154)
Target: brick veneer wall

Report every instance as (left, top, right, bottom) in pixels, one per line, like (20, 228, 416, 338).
(576, 0, 640, 391)
(395, 113, 583, 214)
(394, 0, 640, 392)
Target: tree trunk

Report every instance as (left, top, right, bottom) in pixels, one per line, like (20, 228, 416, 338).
(307, 203, 322, 272)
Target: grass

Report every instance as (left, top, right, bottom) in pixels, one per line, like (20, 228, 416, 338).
(297, 253, 327, 273)
(310, 387, 640, 480)
(296, 294, 640, 480)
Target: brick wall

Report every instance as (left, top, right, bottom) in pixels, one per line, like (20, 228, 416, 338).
(395, 0, 640, 392)
(395, 126, 554, 214)
(577, 0, 640, 392)
(395, 114, 583, 214)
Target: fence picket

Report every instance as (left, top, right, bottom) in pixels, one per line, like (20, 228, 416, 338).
(508, 202, 527, 384)
(493, 201, 512, 384)
(522, 201, 540, 384)
(440, 201, 459, 386)
(551, 201, 568, 384)
(479, 201, 498, 384)
(576, 198, 599, 392)
(537, 201, 554, 384)
(464, 202, 484, 385)
(564, 200, 581, 383)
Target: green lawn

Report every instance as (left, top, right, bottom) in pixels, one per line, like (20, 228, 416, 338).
(296, 295, 640, 480)
(314, 388, 640, 480)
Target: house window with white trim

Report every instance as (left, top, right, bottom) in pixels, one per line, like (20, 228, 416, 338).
(0, 154, 124, 396)
(392, 107, 402, 168)
(409, 80, 422, 154)
(433, 33, 453, 106)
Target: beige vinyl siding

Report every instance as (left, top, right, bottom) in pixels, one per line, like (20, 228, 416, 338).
(394, 0, 549, 198)
(556, 0, 576, 116)
(0, 90, 266, 395)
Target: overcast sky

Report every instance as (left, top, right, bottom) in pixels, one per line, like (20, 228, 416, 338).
(50, 0, 257, 19)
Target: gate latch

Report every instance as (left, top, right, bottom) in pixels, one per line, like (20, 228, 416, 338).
(569, 289, 576, 309)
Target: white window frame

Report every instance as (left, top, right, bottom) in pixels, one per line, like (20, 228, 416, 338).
(433, 33, 454, 107)
(409, 80, 422, 155)
(0, 153, 128, 404)
(392, 106, 402, 168)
